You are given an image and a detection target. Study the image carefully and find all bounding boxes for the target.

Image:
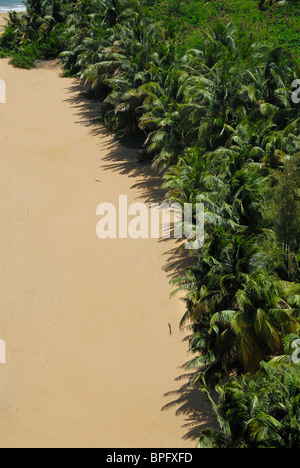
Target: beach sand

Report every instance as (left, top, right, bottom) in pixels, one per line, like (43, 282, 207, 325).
(0, 58, 212, 448)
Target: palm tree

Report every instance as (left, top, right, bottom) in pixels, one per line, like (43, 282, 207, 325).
(199, 361, 300, 448)
(167, 138, 300, 378)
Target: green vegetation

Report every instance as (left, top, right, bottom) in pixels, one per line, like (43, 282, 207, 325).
(149, 0, 300, 56)
(1, 0, 299, 448)
(0, 2, 68, 67)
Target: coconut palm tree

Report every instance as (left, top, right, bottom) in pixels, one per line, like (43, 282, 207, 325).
(199, 361, 300, 448)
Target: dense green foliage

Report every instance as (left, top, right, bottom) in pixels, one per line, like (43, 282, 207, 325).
(199, 361, 300, 448)
(0, 1, 69, 67)
(150, 0, 300, 56)
(1, 0, 299, 448)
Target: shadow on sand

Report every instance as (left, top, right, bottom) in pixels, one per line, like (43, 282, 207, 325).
(162, 371, 218, 443)
(64, 79, 217, 445)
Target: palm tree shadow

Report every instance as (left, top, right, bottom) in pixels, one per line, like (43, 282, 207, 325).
(161, 242, 197, 281)
(63, 81, 106, 137)
(162, 372, 218, 443)
(64, 80, 165, 204)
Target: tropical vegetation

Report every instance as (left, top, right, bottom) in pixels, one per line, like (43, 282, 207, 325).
(199, 361, 300, 448)
(0, 0, 299, 448)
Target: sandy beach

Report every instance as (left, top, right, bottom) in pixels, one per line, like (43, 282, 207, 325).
(0, 55, 212, 448)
